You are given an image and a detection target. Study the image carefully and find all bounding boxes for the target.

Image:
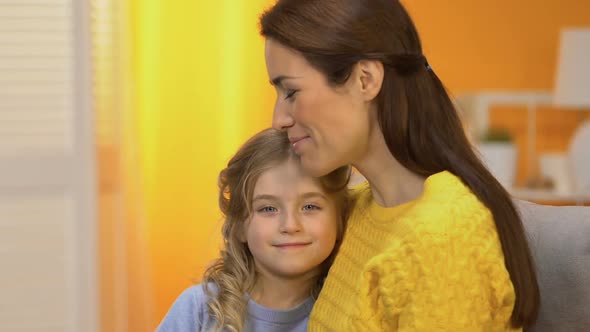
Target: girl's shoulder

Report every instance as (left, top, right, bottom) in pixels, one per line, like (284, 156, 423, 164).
(174, 283, 218, 305)
(156, 283, 217, 332)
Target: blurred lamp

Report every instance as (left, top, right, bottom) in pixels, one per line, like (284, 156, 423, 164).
(553, 28, 590, 195)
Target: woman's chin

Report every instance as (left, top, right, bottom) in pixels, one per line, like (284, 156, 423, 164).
(301, 157, 339, 178)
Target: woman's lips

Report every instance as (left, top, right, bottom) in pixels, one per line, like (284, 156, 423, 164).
(289, 136, 310, 151)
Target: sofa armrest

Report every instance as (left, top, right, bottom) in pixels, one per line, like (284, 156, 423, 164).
(515, 200, 590, 332)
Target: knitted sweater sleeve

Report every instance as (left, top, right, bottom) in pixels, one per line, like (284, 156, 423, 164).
(350, 208, 519, 331)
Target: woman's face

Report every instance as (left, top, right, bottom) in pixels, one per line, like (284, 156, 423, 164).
(265, 39, 374, 177)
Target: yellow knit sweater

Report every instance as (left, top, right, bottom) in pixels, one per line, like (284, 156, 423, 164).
(309, 171, 519, 331)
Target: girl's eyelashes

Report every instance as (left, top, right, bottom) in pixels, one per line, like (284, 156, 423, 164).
(253, 202, 323, 213)
(302, 204, 321, 211)
(257, 206, 278, 213)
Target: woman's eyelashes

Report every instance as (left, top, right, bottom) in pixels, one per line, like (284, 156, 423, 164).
(284, 89, 298, 100)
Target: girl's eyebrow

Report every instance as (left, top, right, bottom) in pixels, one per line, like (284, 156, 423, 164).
(252, 192, 327, 202)
(252, 194, 277, 203)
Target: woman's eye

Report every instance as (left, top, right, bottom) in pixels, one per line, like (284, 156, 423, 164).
(258, 206, 277, 213)
(302, 204, 320, 211)
(285, 89, 298, 100)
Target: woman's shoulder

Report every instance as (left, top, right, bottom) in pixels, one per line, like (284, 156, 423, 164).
(345, 177, 373, 212)
(375, 171, 505, 262)
(409, 171, 495, 235)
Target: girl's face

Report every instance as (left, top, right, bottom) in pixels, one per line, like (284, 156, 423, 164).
(265, 38, 374, 177)
(245, 158, 339, 284)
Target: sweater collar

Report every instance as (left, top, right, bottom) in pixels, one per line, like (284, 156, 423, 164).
(358, 171, 468, 224)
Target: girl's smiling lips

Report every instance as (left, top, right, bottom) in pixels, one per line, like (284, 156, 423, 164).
(273, 242, 312, 249)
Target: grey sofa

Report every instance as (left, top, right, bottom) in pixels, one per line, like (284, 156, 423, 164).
(517, 200, 590, 331)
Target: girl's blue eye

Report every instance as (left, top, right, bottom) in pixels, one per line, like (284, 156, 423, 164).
(258, 206, 277, 213)
(302, 204, 320, 211)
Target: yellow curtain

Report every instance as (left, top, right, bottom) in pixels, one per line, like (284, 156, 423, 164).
(95, 0, 276, 330)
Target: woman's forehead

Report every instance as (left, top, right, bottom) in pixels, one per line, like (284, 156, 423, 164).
(265, 39, 310, 73)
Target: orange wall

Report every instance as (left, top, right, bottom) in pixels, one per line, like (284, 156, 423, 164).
(405, 0, 590, 93)
(405, 0, 590, 188)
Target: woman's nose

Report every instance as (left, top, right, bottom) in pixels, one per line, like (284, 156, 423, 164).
(272, 102, 295, 131)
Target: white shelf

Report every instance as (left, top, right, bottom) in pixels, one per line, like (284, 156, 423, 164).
(510, 187, 590, 205)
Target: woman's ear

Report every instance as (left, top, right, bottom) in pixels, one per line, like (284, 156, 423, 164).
(357, 59, 384, 101)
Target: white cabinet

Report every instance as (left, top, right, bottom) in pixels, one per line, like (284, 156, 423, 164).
(0, 1, 97, 331)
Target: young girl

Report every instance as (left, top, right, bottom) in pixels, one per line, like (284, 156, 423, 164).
(260, 0, 539, 330)
(157, 128, 350, 332)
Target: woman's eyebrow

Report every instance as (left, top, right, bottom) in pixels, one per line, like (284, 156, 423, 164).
(269, 75, 300, 87)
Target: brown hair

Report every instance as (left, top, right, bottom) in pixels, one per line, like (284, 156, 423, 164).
(203, 128, 350, 332)
(260, 0, 539, 327)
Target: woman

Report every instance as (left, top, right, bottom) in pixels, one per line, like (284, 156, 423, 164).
(259, 0, 539, 331)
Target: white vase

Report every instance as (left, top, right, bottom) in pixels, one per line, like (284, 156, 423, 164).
(539, 153, 574, 194)
(477, 142, 517, 188)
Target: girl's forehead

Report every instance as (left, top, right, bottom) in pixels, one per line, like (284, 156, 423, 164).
(252, 160, 327, 196)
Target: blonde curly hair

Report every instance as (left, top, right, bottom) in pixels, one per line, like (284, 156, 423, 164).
(202, 128, 350, 332)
